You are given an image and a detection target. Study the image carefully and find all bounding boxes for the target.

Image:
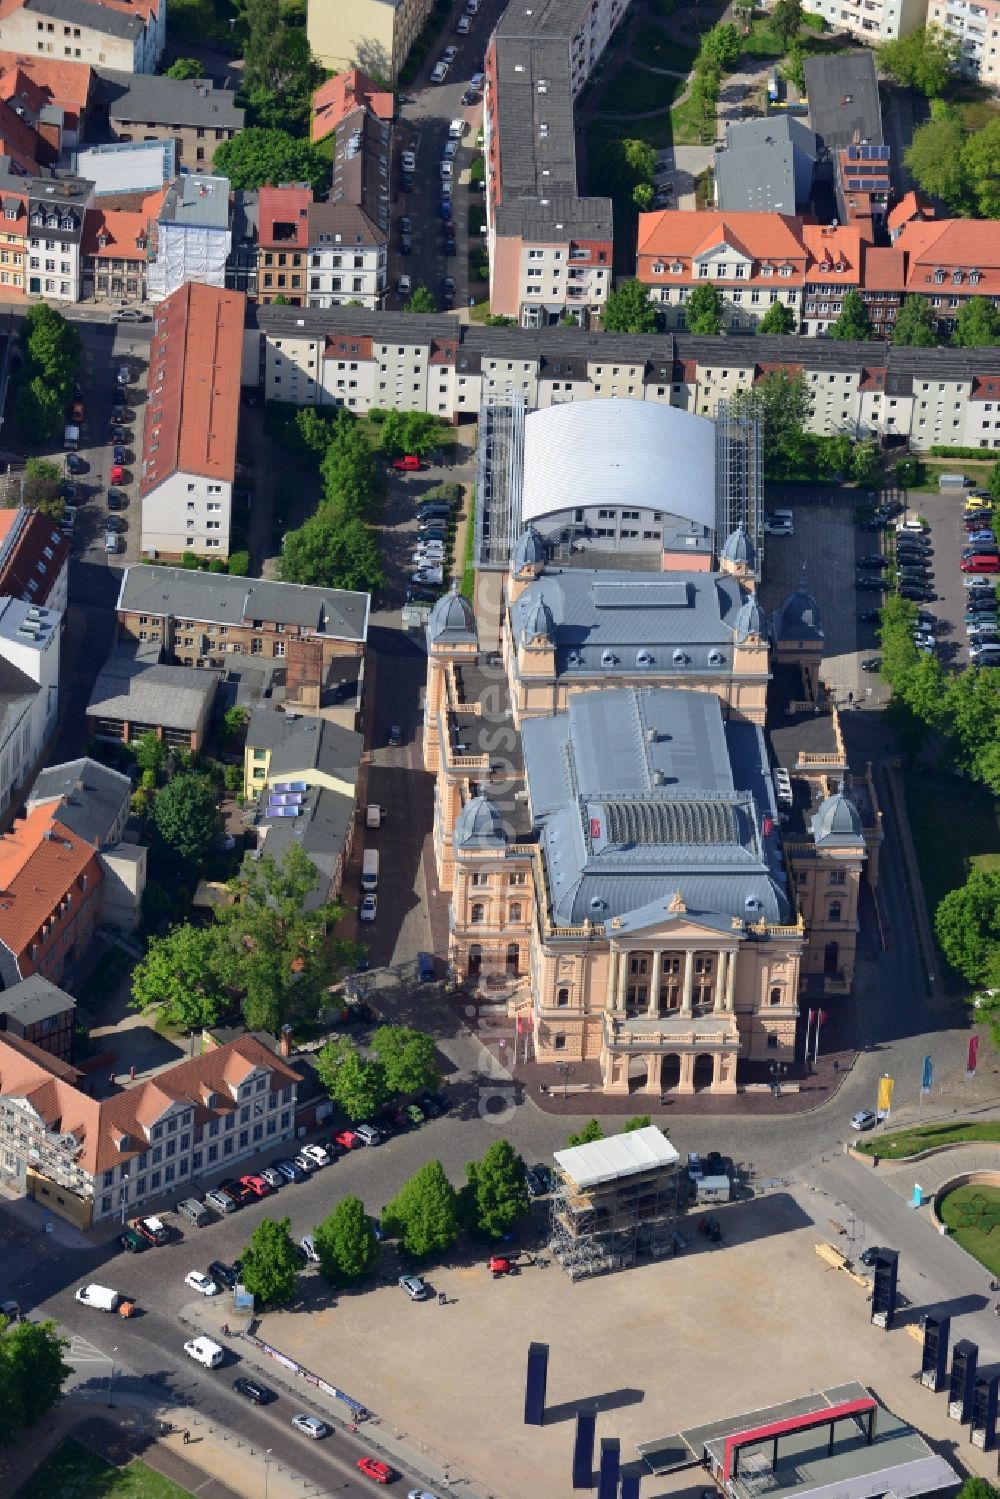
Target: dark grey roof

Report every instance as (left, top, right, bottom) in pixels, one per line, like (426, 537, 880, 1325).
(87, 657, 220, 731)
(455, 794, 507, 848)
(27, 756, 130, 847)
(25, 0, 144, 38)
(99, 70, 245, 130)
(309, 199, 386, 249)
(724, 114, 818, 161)
(803, 52, 883, 150)
(512, 526, 546, 572)
(812, 792, 864, 845)
(117, 567, 369, 643)
(774, 575, 823, 642)
(733, 597, 768, 642)
(159, 173, 229, 229)
(715, 137, 796, 215)
(257, 786, 354, 909)
(0, 974, 74, 1027)
(510, 570, 752, 679)
(720, 524, 756, 569)
(520, 687, 789, 927)
(265, 716, 362, 785)
(427, 591, 477, 643)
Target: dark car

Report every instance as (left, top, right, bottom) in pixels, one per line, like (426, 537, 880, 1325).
(525, 1167, 546, 1198)
(388, 724, 402, 746)
(273, 1158, 306, 1183)
(857, 555, 888, 569)
(461, 88, 479, 105)
(442, 276, 455, 309)
(111, 404, 129, 423)
(418, 1092, 444, 1119)
(113, 445, 127, 465)
(532, 1163, 556, 1192)
(407, 586, 440, 604)
(107, 487, 127, 510)
(119, 1227, 148, 1253)
(60, 482, 78, 502)
(855, 578, 886, 591)
(860, 657, 881, 672)
(400, 234, 413, 255)
(899, 585, 935, 601)
(443, 234, 456, 256)
(233, 1377, 276, 1405)
(417, 950, 436, 982)
(65, 452, 84, 474)
(401, 172, 414, 194)
(110, 424, 128, 444)
(208, 1259, 240, 1288)
(418, 527, 448, 543)
(857, 609, 881, 623)
(217, 1179, 248, 1207)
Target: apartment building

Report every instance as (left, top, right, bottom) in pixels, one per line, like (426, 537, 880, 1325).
(80, 183, 164, 304)
(0, 596, 59, 822)
(485, 0, 624, 324)
(25, 169, 89, 299)
(0, 799, 103, 989)
(306, 0, 433, 84)
(802, 0, 925, 42)
(928, 0, 1000, 88)
(101, 69, 244, 174)
(115, 566, 369, 710)
(311, 67, 392, 144)
(0, 0, 166, 74)
(0, 507, 69, 615)
(0, 50, 94, 145)
(893, 216, 1000, 337)
(0, 1032, 299, 1228)
(139, 283, 243, 560)
(146, 174, 231, 304)
(27, 755, 145, 930)
(244, 305, 1000, 449)
(636, 210, 808, 332)
(256, 184, 387, 311)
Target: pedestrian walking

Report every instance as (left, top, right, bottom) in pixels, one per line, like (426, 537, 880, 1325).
(438, 1291, 447, 1306)
(183, 1430, 190, 1445)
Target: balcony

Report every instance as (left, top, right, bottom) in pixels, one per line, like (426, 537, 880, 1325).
(603, 1011, 739, 1053)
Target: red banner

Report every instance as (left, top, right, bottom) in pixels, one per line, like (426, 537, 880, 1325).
(817, 1009, 828, 1027)
(967, 1035, 979, 1076)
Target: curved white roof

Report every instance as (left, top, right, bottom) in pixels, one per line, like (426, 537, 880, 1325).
(520, 399, 716, 529)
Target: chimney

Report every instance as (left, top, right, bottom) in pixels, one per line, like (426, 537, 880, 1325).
(279, 1024, 293, 1058)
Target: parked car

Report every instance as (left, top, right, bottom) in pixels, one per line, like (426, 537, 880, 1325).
(396, 275, 412, 297)
(392, 454, 421, 472)
(360, 893, 378, 922)
(239, 1173, 271, 1199)
(119, 1227, 147, 1253)
(354, 1124, 381, 1146)
(489, 1255, 518, 1276)
(399, 1275, 429, 1300)
(857, 555, 888, 569)
(184, 1270, 219, 1297)
(261, 1166, 285, 1190)
(442, 44, 458, 63)
(400, 151, 416, 174)
(109, 464, 124, 484)
(207, 1260, 240, 1289)
(64, 452, 84, 474)
(219, 1178, 252, 1206)
(857, 609, 881, 623)
(431, 60, 449, 83)
(860, 658, 881, 672)
(461, 88, 479, 105)
(442, 275, 455, 309)
(525, 1167, 547, 1198)
(298, 1235, 320, 1264)
(399, 215, 413, 235)
(855, 578, 886, 591)
(107, 486, 127, 510)
(293, 1150, 319, 1173)
(204, 1188, 239, 1215)
(272, 1158, 306, 1184)
(400, 234, 413, 255)
(333, 1127, 360, 1150)
(292, 1414, 330, 1439)
(113, 308, 148, 322)
(234, 1377, 276, 1405)
(300, 1143, 330, 1168)
(851, 1109, 877, 1131)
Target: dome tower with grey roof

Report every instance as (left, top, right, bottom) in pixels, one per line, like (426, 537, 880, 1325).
(774, 571, 823, 642)
(427, 590, 477, 645)
(521, 594, 555, 645)
(811, 791, 864, 846)
(454, 794, 507, 849)
(511, 526, 546, 576)
(719, 522, 757, 580)
(733, 596, 768, 644)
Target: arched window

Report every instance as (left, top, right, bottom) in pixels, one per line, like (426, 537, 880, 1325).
(828, 901, 842, 923)
(471, 902, 484, 924)
(769, 987, 782, 1007)
(509, 902, 522, 922)
(556, 987, 569, 1007)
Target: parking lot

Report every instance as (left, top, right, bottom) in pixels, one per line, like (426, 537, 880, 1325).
(903, 487, 996, 671)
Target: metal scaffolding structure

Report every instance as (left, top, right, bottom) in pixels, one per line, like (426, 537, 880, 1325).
(715, 400, 763, 579)
(474, 392, 526, 570)
(548, 1146, 679, 1281)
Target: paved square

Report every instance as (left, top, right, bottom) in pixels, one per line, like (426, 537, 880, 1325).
(253, 1190, 992, 1497)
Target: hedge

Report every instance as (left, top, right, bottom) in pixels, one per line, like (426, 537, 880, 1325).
(929, 445, 997, 459)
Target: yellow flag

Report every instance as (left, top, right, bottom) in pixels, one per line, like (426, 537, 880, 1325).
(877, 1075, 894, 1114)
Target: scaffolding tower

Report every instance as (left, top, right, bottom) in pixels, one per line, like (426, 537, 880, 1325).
(548, 1126, 680, 1281)
(474, 391, 526, 571)
(715, 399, 763, 580)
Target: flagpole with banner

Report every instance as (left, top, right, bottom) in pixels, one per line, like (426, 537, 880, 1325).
(919, 1055, 933, 1115)
(967, 1035, 979, 1082)
(804, 1008, 815, 1065)
(876, 1073, 894, 1126)
(813, 1008, 827, 1067)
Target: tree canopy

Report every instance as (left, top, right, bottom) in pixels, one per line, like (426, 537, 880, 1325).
(14, 305, 81, 442)
(954, 296, 1000, 348)
(404, 285, 437, 314)
(0, 1317, 70, 1443)
(280, 510, 385, 592)
(892, 295, 938, 347)
(877, 26, 959, 96)
(567, 1118, 604, 1147)
(828, 289, 872, 342)
(214, 127, 328, 192)
(685, 282, 723, 335)
(936, 870, 1000, 988)
(315, 1036, 388, 1121)
(757, 300, 796, 335)
(239, 1216, 301, 1307)
(313, 1195, 379, 1283)
(905, 112, 1000, 218)
(166, 57, 205, 78)
(699, 22, 741, 69)
(130, 925, 228, 1031)
(771, 0, 803, 51)
(465, 1139, 530, 1239)
(152, 774, 222, 866)
(383, 1160, 460, 1260)
(602, 279, 659, 334)
(371, 1025, 441, 1095)
(731, 368, 814, 479)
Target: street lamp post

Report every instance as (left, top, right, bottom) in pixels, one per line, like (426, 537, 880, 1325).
(264, 1447, 272, 1499)
(556, 1062, 575, 1098)
(769, 1060, 788, 1098)
(119, 1174, 129, 1227)
(108, 1345, 119, 1408)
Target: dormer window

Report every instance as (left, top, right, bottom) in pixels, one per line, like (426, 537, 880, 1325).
(97, 231, 109, 249)
(779, 265, 793, 277)
(970, 269, 981, 284)
(46, 213, 58, 229)
(760, 263, 773, 277)
(934, 268, 945, 283)
(670, 261, 682, 274)
(953, 270, 963, 284)
(136, 233, 146, 250)
(652, 261, 665, 275)
(60, 214, 75, 230)
(30, 210, 43, 227)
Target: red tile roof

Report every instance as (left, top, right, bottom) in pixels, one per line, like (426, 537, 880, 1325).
(636, 210, 808, 287)
(887, 190, 930, 234)
(896, 219, 1000, 294)
(311, 68, 393, 143)
(0, 1032, 298, 1178)
(0, 802, 101, 967)
(141, 283, 245, 498)
(257, 183, 311, 251)
(81, 186, 164, 261)
(0, 50, 93, 122)
(801, 223, 862, 283)
(0, 506, 69, 609)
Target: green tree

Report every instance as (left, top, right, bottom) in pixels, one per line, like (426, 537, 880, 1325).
(13, 377, 63, 443)
(239, 1216, 300, 1308)
(567, 1118, 604, 1147)
(465, 1139, 530, 1238)
(152, 774, 222, 865)
(214, 127, 328, 192)
(904, 114, 970, 213)
(295, 406, 341, 455)
(771, 0, 802, 51)
(166, 57, 205, 78)
(215, 844, 351, 1033)
(757, 300, 796, 335)
(783, 42, 805, 94)
(892, 295, 938, 347)
(622, 1115, 653, 1132)
(371, 1025, 441, 1095)
(602, 278, 659, 334)
(962, 118, 1000, 217)
(621, 138, 657, 183)
(691, 62, 721, 138)
(22, 457, 63, 517)
(685, 282, 723, 335)
(988, 459, 1000, 505)
(242, 0, 282, 96)
(731, 368, 813, 478)
(315, 1036, 388, 1120)
(877, 26, 959, 97)
(935, 870, 1000, 986)
(222, 705, 249, 741)
(0, 1319, 70, 1435)
(279, 511, 385, 593)
(816, 432, 854, 480)
(851, 437, 883, 487)
(383, 1160, 459, 1260)
(21, 303, 81, 391)
(633, 182, 654, 212)
(134, 730, 166, 777)
(130, 924, 227, 1030)
(314, 1195, 379, 1283)
(954, 296, 1000, 348)
(958, 1476, 1000, 1499)
(700, 22, 741, 69)
(405, 285, 437, 314)
(828, 289, 872, 341)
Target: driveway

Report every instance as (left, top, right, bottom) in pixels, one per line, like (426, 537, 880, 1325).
(657, 144, 715, 209)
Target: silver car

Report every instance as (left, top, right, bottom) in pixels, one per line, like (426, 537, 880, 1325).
(261, 1166, 285, 1190)
(399, 1274, 429, 1301)
(291, 1414, 329, 1439)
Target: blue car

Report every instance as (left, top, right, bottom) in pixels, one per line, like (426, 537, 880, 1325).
(113, 445, 126, 465)
(968, 530, 996, 544)
(441, 200, 452, 220)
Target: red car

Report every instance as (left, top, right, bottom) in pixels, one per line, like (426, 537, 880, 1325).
(239, 1173, 271, 1199)
(488, 1255, 518, 1276)
(109, 464, 124, 484)
(357, 1457, 395, 1484)
(391, 454, 421, 472)
(333, 1128, 359, 1150)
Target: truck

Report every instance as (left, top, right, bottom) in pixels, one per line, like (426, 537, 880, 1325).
(63, 423, 80, 450)
(131, 1214, 170, 1246)
(362, 848, 379, 892)
(184, 1335, 224, 1369)
(75, 1284, 120, 1312)
(366, 804, 383, 829)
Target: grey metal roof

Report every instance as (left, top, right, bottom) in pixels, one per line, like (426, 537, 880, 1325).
(0, 974, 74, 1027)
(116, 567, 369, 643)
(715, 138, 797, 215)
(521, 687, 789, 927)
(87, 657, 220, 731)
(812, 792, 864, 845)
(257, 786, 354, 909)
(27, 757, 130, 848)
(159, 174, 230, 229)
(775, 576, 824, 642)
(455, 794, 507, 848)
(427, 591, 477, 643)
(266, 717, 363, 784)
(100, 70, 245, 131)
(724, 114, 818, 161)
(25, 0, 143, 38)
(803, 52, 883, 150)
(510, 570, 750, 680)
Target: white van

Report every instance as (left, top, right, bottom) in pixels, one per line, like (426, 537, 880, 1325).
(763, 508, 793, 536)
(362, 848, 379, 892)
(75, 1284, 120, 1312)
(366, 804, 383, 829)
(431, 61, 449, 83)
(184, 1336, 224, 1369)
(63, 424, 80, 450)
(449, 118, 466, 140)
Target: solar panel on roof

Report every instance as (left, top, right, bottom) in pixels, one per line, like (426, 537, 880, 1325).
(268, 793, 304, 808)
(269, 805, 301, 818)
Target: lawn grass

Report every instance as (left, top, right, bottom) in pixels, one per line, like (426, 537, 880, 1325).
(939, 1183, 1000, 1276)
(670, 93, 713, 145)
(598, 62, 684, 115)
(904, 765, 1000, 931)
(906, 459, 996, 494)
(630, 21, 697, 73)
(460, 489, 477, 601)
(855, 1119, 1000, 1158)
(18, 1439, 191, 1499)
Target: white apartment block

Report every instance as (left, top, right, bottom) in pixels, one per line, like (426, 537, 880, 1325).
(928, 0, 1000, 87)
(1, 0, 166, 74)
(0, 596, 60, 819)
(803, 0, 926, 41)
